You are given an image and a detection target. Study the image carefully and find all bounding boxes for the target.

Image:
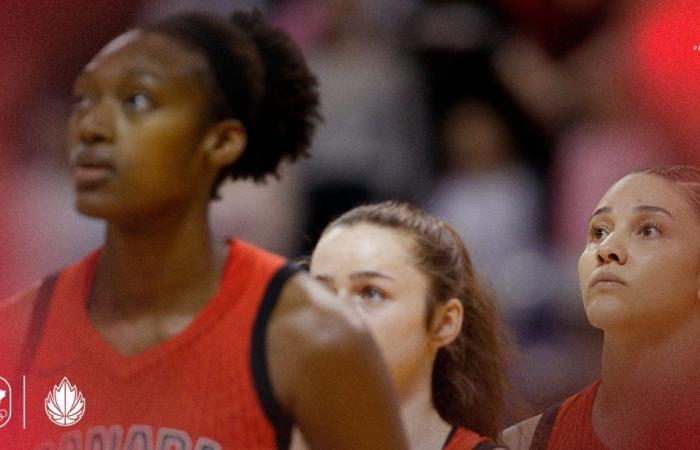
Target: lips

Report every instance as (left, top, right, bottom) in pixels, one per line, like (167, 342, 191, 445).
(73, 165, 113, 188)
(589, 271, 626, 289)
(70, 147, 114, 188)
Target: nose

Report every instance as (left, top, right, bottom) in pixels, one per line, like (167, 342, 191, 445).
(597, 233, 627, 265)
(72, 98, 115, 146)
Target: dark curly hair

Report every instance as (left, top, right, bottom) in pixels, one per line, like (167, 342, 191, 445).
(146, 10, 320, 195)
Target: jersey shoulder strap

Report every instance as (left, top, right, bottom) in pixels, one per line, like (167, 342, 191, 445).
(18, 271, 60, 373)
(528, 403, 562, 450)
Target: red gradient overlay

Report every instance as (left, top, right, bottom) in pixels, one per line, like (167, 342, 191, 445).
(0, 0, 140, 298)
(627, 0, 700, 164)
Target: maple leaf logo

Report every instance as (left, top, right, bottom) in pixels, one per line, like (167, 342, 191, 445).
(0, 377, 11, 428)
(45, 377, 86, 426)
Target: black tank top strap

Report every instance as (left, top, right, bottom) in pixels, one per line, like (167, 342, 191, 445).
(529, 403, 562, 450)
(442, 426, 501, 450)
(18, 271, 60, 373)
(442, 426, 458, 449)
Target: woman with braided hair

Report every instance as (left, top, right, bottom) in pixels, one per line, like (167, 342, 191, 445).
(0, 10, 407, 449)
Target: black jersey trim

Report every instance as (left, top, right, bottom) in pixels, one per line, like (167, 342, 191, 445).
(529, 403, 562, 450)
(442, 426, 458, 449)
(443, 427, 499, 450)
(251, 264, 300, 450)
(19, 271, 60, 373)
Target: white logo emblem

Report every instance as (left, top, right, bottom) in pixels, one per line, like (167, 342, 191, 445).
(45, 377, 86, 426)
(0, 376, 11, 428)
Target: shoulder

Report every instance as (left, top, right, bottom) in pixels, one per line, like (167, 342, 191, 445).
(0, 256, 90, 372)
(502, 381, 601, 450)
(0, 281, 42, 318)
(0, 281, 43, 372)
(502, 414, 542, 450)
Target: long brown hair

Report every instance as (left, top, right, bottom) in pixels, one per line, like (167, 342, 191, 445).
(322, 201, 511, 439)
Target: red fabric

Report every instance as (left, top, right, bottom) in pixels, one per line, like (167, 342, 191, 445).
(0, 240, 287, 449)
(547, 380, 606, 450)
(444, 427, 492, 450)
(548, 379, 700, 449)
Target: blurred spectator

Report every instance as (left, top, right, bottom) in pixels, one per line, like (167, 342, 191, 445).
(210, 166, 305, 257)
(277, 0, 430, 250)
(495, 4, 675, 255)
(428, 100, 541, 292)
(409, 0, 503, 119)
(408, 0, 551, 187)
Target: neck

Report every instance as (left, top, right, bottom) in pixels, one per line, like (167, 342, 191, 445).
(91, 204, 226, 319)
(398, 367, 452, 450)
(593, 315, 700, 446)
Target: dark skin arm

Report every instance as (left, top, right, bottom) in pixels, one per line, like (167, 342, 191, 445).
(267, 272, 409, 450)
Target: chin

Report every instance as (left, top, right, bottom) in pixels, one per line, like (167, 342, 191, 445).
(584, 295, 633, 331)
(74, 194, 122, 222)
(76, 200, 106, 219)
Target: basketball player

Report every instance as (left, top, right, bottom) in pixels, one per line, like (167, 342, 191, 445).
(0, 11, 407, 449)
(306, 201, 511, 449)
(504, 166, 700, 450)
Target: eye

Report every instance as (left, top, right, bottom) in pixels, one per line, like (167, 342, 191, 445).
(71, 94, 93, 113)
(638, 222, 661, 238)
(357, 286, 387, 304)
(589, 224, 609, 242)
(124, 93, 154, 112)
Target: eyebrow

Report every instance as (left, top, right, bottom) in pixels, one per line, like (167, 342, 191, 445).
(349, 271, 395, 281)
(589, 207, 612, 222)
(314, 271, 395, 283)
(588, 205, 674, 223)
(120, 69, 164, 84)
(314, 274, 333, 284)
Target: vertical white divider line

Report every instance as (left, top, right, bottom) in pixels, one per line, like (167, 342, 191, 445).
(22, 375, 26, 430)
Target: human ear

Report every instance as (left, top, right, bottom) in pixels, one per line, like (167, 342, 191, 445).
(430, 298, 463, 348)
(202, 119, 247, 169)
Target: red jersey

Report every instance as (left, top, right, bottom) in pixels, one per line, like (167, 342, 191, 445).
(443, 426, 496, 450)
(0, 240, 297, 449)
(537, 380, 605, 450)
(531, 379, 700, 450)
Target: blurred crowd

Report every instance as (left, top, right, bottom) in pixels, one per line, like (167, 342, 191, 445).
(2, 0, 700, 419)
